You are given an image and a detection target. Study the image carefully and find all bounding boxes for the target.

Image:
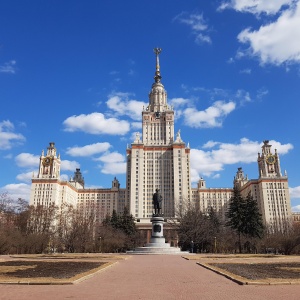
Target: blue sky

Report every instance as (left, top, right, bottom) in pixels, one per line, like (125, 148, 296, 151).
(1, 0, 300, 210)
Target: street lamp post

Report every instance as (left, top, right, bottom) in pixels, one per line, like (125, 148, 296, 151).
(214, 236, 217, 253)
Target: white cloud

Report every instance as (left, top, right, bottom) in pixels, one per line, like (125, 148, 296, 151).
(210, 138, 263, 164)
(235, 2, 300, 65)
(235, 89, 251, 105)
(212, 174, 221, 179)
(190, 138, 293, 181)
(0, 120, 25, 150)
(16, 171, 36, 183)
(240, 68, 252, 74)
(183, 101, 236, 128)
(129, 131, 142, 142)
(0, 183, 31, 201)
(292, 205, 300, 212)
(290, 186, 300, 198)
(219, 1, 300, 65)
(190, 168, 201, 183)
(174, 12, 211, 44)
(218, 0, 294, 15)
(169, 98, 190, 119)
(60, 174, 69, 181)
(66, 142, 111, 157)
(177, 85, 256, 107)
(61, 160, 80, 171)
(266, 140, 294, 154)
(0, 60, 17, 74)
(96, 152, 125, 163)
(109, 70, 119, 75)
(15, 153, 39, 168)
(169, 98, 190, 108)
(202, 141, 220, 149)
(191, 148, 224, 178)
(227, 57, 235, 64)
(131, 122, 142, 129)
(63, 112, 130, 135)
(95, 152, 126, 175)
(106, 92, 147, 121)
(101, 162, 126, 175)
(256, 87, 269, 99)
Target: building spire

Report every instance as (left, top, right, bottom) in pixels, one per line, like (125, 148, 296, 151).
(153, 48, 162, 83)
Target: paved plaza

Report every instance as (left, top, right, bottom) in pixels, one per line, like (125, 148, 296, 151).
(1, 254, 300, 300)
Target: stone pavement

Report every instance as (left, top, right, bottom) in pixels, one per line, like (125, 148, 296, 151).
(1, 254, 300, 300)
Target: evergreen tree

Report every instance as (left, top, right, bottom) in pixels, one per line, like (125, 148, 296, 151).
(120, 206, 137, 236)
(226, 188, 264, 253)
(101, 207, 137, 251)
(110, 209, 121, 229)
(207, 206, 221, 233)
(243, 192, 264, 239)
(226, 186, 246, 253)
(105, 208, 136, 236)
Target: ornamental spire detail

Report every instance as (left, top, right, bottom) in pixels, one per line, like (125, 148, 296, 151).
(153, 48, 162, 83)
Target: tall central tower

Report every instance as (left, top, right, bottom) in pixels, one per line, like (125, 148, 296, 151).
(126, 49, 191, 220)
(142, 48, 174, 146)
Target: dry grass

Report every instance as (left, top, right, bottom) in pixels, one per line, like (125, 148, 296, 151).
(10, 253, 127, 260)
(0, 254, 125, 285)
(186, 254, 300, 285)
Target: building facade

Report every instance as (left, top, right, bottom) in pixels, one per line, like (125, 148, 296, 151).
(30, 49, 292, 232)
(30, 142, 127, 222)
(126, 48, 191, 221)
(232, 140, 292, 232)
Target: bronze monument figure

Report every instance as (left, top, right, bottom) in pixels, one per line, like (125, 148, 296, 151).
(153, 188, 163, 215)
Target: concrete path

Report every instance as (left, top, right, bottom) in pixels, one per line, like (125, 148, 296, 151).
(1, 255, 300, 300)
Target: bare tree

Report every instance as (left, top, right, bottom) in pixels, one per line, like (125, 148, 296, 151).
(56, 203, 96, 253)
(168, 200, 223, 252)
(260, 221, 300, 255)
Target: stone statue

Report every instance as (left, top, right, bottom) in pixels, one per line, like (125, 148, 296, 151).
(153, 188, 163, 215)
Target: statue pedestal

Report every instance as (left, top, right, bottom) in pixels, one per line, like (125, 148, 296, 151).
(128, 214, 187, 255)
(149, 215, 165, 245)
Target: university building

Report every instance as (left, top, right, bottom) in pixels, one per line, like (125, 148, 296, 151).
(30, 49, 292, 233)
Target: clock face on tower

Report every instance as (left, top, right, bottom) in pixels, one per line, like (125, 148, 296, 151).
(43, 157, 52, 166)
(266, 154, 275, 165)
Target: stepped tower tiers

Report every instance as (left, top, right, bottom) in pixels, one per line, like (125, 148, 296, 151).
(126, 48, 191, 220)
(37, 142, 61, 179)
(258, 140, 282, 178)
